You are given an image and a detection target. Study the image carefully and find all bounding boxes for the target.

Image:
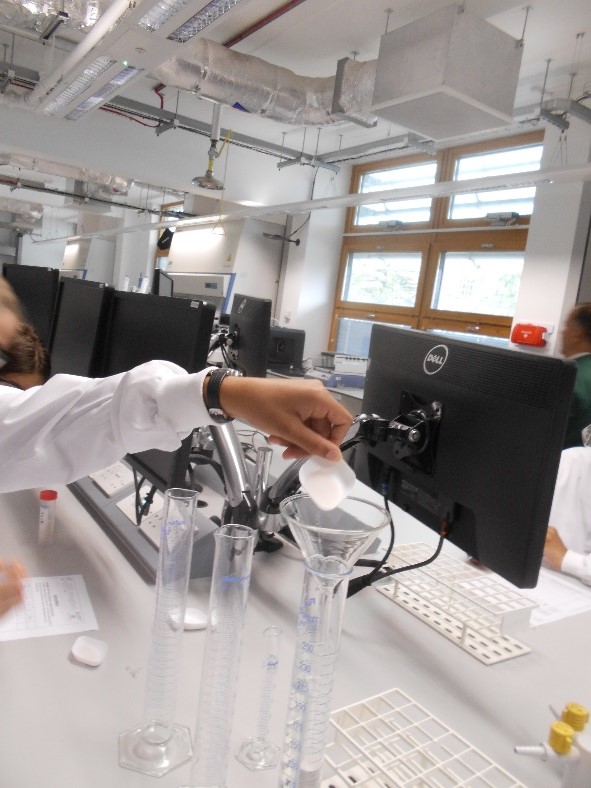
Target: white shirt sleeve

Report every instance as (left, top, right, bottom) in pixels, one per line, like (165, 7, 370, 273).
(0, 360, 215, 493)
(561, 550, 591, 586)
(549, 447, 591, 586)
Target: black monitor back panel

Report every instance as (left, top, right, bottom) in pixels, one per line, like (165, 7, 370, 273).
(50, 279, 114, 377)
(2, 263, 60, 349)
(102, 291, 215, 376)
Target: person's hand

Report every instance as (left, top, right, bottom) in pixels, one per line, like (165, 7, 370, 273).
(543, 526, 567, 571)
(0, 559, 26, 616)
(217, 376, 353, 461)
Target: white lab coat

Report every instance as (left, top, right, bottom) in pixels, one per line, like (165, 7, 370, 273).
(548, 446, 591, 586)
(0, 361, 215, 493)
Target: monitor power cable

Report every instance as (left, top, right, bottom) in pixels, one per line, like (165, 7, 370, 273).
(347, 518, 449, 598)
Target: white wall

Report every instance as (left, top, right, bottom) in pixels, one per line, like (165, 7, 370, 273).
(113, 213, 158, 291)
(232, 219, 283, 309)
(18, 232, 67, 268)
(166, 222, 242, 275)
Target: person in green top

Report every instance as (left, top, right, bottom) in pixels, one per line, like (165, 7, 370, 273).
(561, 303, 591, 448)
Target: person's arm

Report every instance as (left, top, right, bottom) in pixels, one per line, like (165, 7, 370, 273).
(213, 374, 352, 461)
(0, 361, 352, 493)
(0, 559, 26, 616)
(0, 361, 209, 493)
(544, 526, 591, 586)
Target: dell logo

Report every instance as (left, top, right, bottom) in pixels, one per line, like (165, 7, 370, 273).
(423, 344, 449, 375)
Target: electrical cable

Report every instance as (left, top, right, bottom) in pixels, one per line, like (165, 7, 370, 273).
(133, 470, 144, 524)
(132, 470, 157, 526)
(189, 453, 226, 488)
(347, 518, 449, 598)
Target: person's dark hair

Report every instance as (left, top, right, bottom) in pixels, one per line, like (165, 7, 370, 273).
(2, 323, 51, 382)
(571, 303, 591, 343)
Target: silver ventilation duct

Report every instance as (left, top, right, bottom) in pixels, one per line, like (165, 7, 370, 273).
(0, 153, 132, 195)
(153, 38, 377, 127)
(0, 197, 43, 221)
(0, 0, 101, 36)
(153, 6, 522, 138)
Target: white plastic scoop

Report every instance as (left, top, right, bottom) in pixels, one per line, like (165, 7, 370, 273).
(298, 456, 356, 511)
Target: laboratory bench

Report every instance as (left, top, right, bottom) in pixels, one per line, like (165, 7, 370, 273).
(0, 479, 589, 788)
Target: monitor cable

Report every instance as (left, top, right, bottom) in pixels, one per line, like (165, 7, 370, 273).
(347, 518, 449, 598)
(133, 470, 157, 527)
(188, 452, 226, 488)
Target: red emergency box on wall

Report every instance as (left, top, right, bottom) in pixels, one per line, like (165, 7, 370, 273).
(510, 323, 547, 347)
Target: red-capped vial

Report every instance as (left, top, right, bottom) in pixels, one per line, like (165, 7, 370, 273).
(39, 489, 57, 545)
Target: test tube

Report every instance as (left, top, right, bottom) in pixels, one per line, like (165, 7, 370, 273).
(187, 524, 257, 788)
(119, 487, 198, 777)
(38, 489, 57, 544)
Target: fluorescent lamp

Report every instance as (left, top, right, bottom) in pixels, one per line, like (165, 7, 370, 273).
(138, 0, 193, 32)
(138, 0, 244, 34)
(64, 66, 142, 120)
(168, 0, 244, 43)
(42, 56, 117, 115)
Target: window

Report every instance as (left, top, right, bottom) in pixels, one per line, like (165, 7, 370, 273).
(448, 143, 543, 220)
(331, 132, 543, 354)
(341, 252, 422, 307)
(355, 160, 438, 226)
(431, 252, 524, 315)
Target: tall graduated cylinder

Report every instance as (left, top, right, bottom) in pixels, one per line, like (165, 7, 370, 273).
(188, 523, 257, 788)
(281, 554, 350, 787)
(119, 487, 199, 777)
(278, 494, 389, 788)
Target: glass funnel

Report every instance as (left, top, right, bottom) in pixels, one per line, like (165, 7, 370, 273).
(278, 494, 389, 788)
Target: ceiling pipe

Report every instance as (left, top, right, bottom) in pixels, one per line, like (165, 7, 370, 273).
(25, 0, 132, 107)
(31, 161, 591, 245)
(222, 0, 310, 47)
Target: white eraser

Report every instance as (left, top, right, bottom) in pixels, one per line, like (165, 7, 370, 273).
(184, 607, 208, 630)
(71, 635, 108, 667)
(299, 457, 355, 511)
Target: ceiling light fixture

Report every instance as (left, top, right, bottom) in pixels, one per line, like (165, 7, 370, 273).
(168, 0, 245, 43)
(64, 66, 142, 120)
(138, 0, 244, 39)
(42, 56, 117, 115)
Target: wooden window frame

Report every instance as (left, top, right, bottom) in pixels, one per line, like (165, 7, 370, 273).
(437, 130, 544, 230)
(330, 133, 544, 352)
(346, 152, 442, 234)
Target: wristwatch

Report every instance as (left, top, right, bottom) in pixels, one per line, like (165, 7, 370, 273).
(205, 368, 242, 423)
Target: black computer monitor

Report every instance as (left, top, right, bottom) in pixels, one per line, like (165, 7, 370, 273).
(2, 263, 60, 349)
(227, 293, 272, 377)
(268, 327, 306, 372)
(103, 291, 215, 376)
(103, 291, 216, 492)
(50, 279, 114, 377)
(151, 269, 174, 297)
(350, 325, 576, 588)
